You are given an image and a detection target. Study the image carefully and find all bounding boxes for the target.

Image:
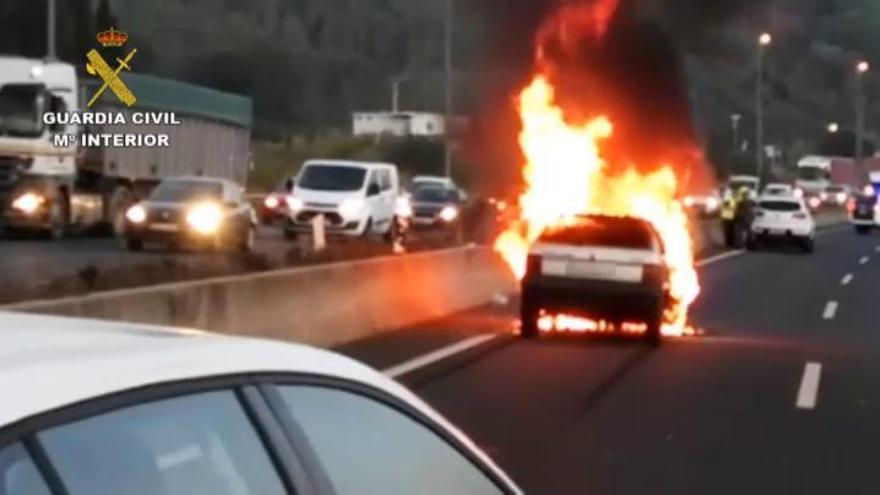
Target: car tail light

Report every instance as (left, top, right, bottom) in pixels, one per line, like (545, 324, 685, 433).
(525, 254, 542, 277)
(846, 198, 856, 213)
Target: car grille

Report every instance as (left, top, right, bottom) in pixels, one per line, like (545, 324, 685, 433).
(414, 206, 442, 218)
(296, 210, 344, 225)
(149, 207, 181, 223)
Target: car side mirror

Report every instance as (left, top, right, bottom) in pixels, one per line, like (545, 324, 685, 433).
(367, 183, 381, 197)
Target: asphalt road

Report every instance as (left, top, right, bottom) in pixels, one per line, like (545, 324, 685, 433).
(341, 223, 880, 494)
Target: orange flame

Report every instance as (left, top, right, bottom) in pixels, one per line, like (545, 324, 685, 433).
(494, 75, 701, 337)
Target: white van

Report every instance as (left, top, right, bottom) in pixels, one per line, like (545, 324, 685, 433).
(283, 160, 401, 242)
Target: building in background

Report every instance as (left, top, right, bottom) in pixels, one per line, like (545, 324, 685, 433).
(353, 112, 447, 138)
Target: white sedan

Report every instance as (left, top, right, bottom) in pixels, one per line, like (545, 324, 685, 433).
(748, 195, 816, 253)
(0, 313, 522, 495)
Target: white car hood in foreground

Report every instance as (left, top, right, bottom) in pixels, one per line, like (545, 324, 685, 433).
(0, 312, 522, 494)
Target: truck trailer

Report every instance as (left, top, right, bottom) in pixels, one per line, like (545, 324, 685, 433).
(0, 57, 252, 239)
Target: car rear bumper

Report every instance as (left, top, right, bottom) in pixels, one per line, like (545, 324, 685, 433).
(522, 276, 665, 322)
(750, 222, 813, 238)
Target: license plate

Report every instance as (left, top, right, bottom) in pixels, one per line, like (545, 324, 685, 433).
(413, 218, 435, 225)
(542, 259, 643, 283)
(150, 223, 178, 232)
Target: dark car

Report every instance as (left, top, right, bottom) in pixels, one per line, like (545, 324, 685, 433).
(123, 177, 256, 252)
(408, 186, 463, 230)
(851, 193, 878, 235)
(520, 215, 669, 345)
(260, 177, 294, 224)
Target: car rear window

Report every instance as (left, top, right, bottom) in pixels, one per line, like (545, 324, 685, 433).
(759, 201, 801, 212)
(539, 216, 659, 250)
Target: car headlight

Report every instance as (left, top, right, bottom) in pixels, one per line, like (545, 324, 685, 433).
(339, 198, 366, 218)
(836, 192, 847, 204)
(186, 202, 224, 235)
(439, 205, 459, 222)
(11, 192, 45, 214)
(864, 185, 875, 196)
(286, 196, 304, 212)
(705, 197, 719, 211)
(264, 195, 280, 209)
(683, 196, 695, 207)
(125, 204, 147, 224)
(820, 192, 829, 201)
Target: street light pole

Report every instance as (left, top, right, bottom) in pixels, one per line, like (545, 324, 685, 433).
(756, 33, 772, 182)
(47, 0, 56, 59)
(443, 0, 454, 178)
(855, 61, 870, 162)
(730, 113, 742, 151)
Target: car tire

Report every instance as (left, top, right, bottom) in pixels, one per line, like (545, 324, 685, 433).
(520, 299, 539, 339)
(126, 237, 144, 251)
(855, 226, 871, 235)
(645, 319, 662, 347)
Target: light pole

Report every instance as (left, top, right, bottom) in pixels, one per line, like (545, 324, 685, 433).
(443, 0, 454, 178)
(855, 60, 870, 161)
(730, 113, 742, 151)
(47, 0, 56, 59)
(756, 33, 772, 181)
(390, 74, 408, 113)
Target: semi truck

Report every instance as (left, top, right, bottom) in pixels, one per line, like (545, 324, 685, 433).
(0, 57, 252, 239)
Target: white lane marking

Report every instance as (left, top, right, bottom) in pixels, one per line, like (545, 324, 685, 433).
(841, 273, 854, 286)
(876, 246, 880, 253)
(696, 250, 745, 268)
(860, 256, 870, 265)
(823, 301, 839, 320)
(796, 362, 823, 410)
(383, 334, 499, 378)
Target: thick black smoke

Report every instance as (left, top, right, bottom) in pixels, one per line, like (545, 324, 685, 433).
(465, 0, 769, 196)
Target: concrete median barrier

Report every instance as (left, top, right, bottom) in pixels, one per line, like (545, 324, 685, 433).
(3, 247, 517, 347)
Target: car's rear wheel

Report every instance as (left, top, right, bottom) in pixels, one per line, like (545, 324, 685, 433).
(520, 299, 539, 339)
(645, 313, 663, 347)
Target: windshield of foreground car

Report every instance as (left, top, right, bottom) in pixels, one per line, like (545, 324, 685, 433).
(759, 201, 801, 212)
(539, 217, 659, 251)
(150, 180, 223, 203)
(298, 165, 367, 192)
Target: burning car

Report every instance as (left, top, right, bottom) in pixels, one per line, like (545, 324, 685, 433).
(520, 215, 668, 345)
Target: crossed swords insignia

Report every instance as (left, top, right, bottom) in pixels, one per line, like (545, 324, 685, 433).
(85, 48, 138, 108)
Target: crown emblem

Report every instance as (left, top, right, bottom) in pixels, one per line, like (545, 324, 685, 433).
(96, 28, 128, 48)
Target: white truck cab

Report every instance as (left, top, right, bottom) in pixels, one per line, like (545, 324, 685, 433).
(284, 160, 401, 242)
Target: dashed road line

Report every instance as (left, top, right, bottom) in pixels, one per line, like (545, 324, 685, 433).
(841, 273, 854, 286)
(697, 250, 745, 268)
(383, 334, 499, 378)
(860, 256, 870, 265)
(796, 362, 823, 410)
(823, 301, 838, 320)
